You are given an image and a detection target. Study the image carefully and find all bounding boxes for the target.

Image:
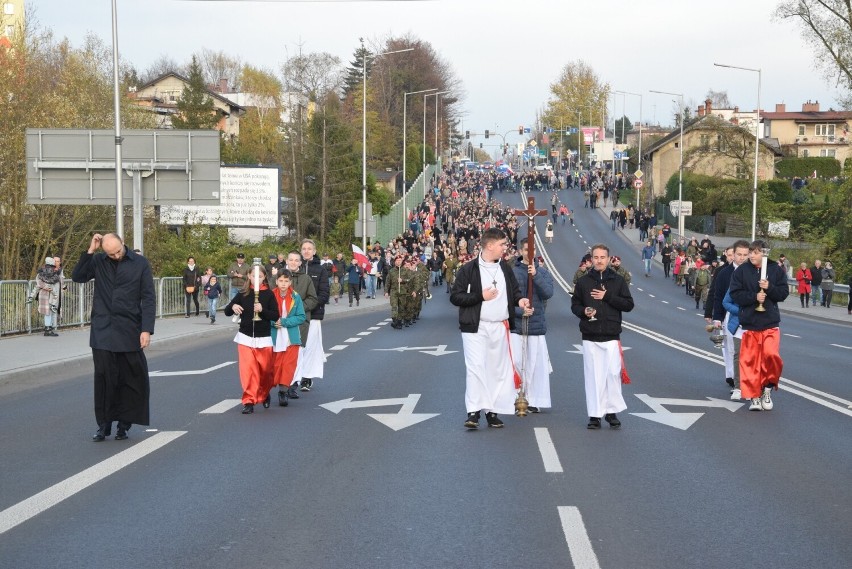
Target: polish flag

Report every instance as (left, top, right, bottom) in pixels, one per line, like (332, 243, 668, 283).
(351, 244, 372, 272)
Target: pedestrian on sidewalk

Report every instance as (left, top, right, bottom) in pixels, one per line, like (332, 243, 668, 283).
(795, 263, 812, 308)
(29, 257, 61, 337)
(809, 260, 823, 306)
(182, 257, 201, 317)
(820, 262, 835, 307)
(72, 233, 155, 441)
(203, 275, 222, 323)
(347, 257, 363, 307)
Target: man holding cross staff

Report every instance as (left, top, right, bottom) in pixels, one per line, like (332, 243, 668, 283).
(510, 198, 554, 414)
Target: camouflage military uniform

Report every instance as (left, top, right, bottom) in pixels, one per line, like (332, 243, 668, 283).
(385, 261, 409, 329)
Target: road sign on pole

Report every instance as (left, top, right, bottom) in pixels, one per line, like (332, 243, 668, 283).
(633, 179, 643, 189)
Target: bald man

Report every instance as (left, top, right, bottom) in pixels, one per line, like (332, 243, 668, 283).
(72, 233, 155, 442)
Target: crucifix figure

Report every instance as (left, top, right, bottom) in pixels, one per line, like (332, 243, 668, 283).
(511, 196, 549, 300)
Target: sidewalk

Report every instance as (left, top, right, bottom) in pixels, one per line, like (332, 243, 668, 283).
(0, 290, 391, 384)
(593, 199, 851, 326)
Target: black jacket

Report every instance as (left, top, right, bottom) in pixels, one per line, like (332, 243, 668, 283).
(511, 258, 554, 336)
(450, 258, 523, 333)
(303, 257, 330, 320)
(729, 260, 789, 331)
(809, 265, 822, 286)
(571, 268, 634, 342)
(711, 262, 736, 322)
(72, 247, 155, 352)
(223, 288, 279, 338)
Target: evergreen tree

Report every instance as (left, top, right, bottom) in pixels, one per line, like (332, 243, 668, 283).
(342, 45, 373, 99)
(172, 56, 218, 129)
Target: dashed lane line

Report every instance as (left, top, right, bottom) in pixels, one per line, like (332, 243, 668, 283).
(558, 506, 602, 569)
(200, 399, 242, 414)
(534, 428, 563, 473)
(344, 337, 361, 343)
(357, 331, 372, 336)
(330, 345, 348, 351)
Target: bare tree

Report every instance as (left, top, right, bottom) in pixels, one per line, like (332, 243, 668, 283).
(281, 50, 344, 102)
(196, 47, 242, 92)
(141, 54, 184, 83)
(705, 89, 732, 109)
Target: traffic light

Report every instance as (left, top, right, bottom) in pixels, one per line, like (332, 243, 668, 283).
(465, 130, 470, 139)
(485, 129, 489, 139)
(518, 125, 523, 135)
(479, 143, 483, 149)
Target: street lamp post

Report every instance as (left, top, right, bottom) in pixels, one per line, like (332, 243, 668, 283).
(615, 90, 643, 206)
(423, 91, 449, 194)
(402, 88, 437, 229)
(650, 89, 685, 237)
(714, 62, 762, 242)
(360, 41, 412, 251)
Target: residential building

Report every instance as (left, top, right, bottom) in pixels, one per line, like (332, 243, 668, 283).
(643, 105, 782, 199)
(761, 101, 852, 165)
(1, 0, 24, 48)
(129, 72, 246, 137)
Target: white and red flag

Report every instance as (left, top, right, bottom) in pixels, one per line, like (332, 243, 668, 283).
(351, 244, 372, 272)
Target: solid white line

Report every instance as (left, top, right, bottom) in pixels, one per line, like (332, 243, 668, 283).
(0, 431, 187, 536)
(330, 345, 348, 351)
(344, 337, 361, 343)
(357, 331, 372, 336)
(200, 399, 242, 414)
(830, 344, 852, 350)
(783, 333, 801, 338)
(534, 428, 563, 473)
(779, 385, 852, 417)
(558, 506, 601, 569)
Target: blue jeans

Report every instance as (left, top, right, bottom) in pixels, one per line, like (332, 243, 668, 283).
(811, 287, 822, 306)
(208, 297, 218, 319)
(644, 258, 652, 275)
(365, 274, 377, 298)
(229, 286, 239, 301)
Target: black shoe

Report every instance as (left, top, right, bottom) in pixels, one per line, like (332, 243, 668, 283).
(485, 412, 504, 428)
(464, 411, 481, 429)
(604, 413, 621, 428)
(115, 426, 129, 440)
(278, 390, 289, 407)
(241, 404, 254, 414)
(301, 378, 312, 392)
(587, 417, 602, 429)
(725, 377, 735, 389)
(92, 422, 112, 442)
(262, 394, 271, 408)
(528, 406, 540, 413)
(287, 385, 300, 399)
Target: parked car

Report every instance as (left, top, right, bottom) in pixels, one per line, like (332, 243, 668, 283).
(533, 163, 553, 171)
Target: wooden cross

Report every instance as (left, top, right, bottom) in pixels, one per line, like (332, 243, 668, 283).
(511, 196, 549, 301)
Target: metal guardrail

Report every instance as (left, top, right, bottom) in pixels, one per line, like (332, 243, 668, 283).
(375, 163, 438, 246)
(0, 276, 233, 337)
(786, 278, 848, 304)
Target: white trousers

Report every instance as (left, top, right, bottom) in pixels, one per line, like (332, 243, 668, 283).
(510, 334, 552, 409)
(722, 314, 734, 379)
(582, 340, 626, 418)
(462, 321, 516, 415)
(295, 320, 325, 380)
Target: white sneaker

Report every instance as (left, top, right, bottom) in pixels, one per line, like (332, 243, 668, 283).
(749, 397, 763, 411)
(761, 387, 774, 410)
(731, 388, 741, 401)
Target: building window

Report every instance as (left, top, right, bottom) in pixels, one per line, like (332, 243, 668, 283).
(802, 149, 809, 158)
(3, 3, 14, 15)
(716, 135, 727, 153)
(4, 24, 12, 37)
(734, 164, 748, 179)
(819, 149, 836, 158)
(815, 124, 835, 137)
(797, 124, 806, 136)
(699, 134, 710, 150)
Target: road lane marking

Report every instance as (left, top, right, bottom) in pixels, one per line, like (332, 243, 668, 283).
(534, 428, 563, 473)
(368, 327, 381, 331)
(150, 361, 235, 377)
(0, 431, 187, 536)
(357, 331, 372, 336)
(344, 337, 361, 343)
(661, 300, 669, 304)
(784, 333, 801, 338)
(558, 506, 601, 569)
(637, 288, 643, 292)
(648, 294, 655, 298)
(330, 345, 348, 351)
(676, 306, 685, 310)
(200, 399, 242, 414)
(830, 343, 851, 350)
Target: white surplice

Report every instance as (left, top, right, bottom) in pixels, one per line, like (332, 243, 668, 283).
(582, 340, 626, 418)
(510, 334, 552, 409)
(294, 320, 326, 380)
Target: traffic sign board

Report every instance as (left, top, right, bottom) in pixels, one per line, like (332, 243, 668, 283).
(633, 179, 643, 189)
(634, 169, 643, 179)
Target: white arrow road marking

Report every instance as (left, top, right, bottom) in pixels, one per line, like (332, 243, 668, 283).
(534, 428, 563, 473)
(558, 507, 601, 569)
(373, 345, 457, 356)
(200, 399, 242, 414)
(149, 361, 235, 377)
(0, 431, 187, 535)
(830, 343, 852, 350)
(630, 394, 743, 430)
(320, 394, 439, 431)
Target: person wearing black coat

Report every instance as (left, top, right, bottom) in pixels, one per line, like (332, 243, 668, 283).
(298, 239, 330, 391)
(728, 241, 789, 412)
(571, 244, 634, 429)
(182, 257, 202, 317)
(72, 233, 155, 442)
(450, 228, 530, 429)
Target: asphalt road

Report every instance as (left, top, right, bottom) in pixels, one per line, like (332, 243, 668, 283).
(1, 189, 850, 568)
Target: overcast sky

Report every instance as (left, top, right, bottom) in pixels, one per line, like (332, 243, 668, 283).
(31, 0, 843, 147)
